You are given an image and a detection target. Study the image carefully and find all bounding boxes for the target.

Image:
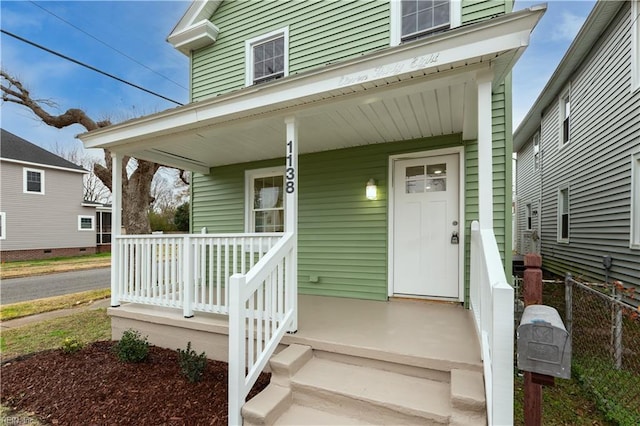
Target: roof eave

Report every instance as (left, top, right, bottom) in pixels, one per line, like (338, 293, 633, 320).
(513, 0, 624, 151)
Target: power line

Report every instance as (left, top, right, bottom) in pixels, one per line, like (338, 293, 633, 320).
(1, 29, 184, 106)
(28, 1, 188, 91)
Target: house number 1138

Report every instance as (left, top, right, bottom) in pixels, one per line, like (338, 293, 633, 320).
(286, 140, 295, 194)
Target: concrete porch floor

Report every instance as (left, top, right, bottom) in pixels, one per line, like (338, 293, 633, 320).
(109, 294, 482, 373)
(287, 296, 482, 372)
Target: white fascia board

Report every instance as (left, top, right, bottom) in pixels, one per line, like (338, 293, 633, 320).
(168, 19, 219, 56)
(168, 1, 221, 40)
(0, 157, 88, 174)
(80, 6, 545, 151)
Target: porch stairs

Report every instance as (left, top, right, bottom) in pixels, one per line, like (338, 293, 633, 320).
(243, 344, 486, 425)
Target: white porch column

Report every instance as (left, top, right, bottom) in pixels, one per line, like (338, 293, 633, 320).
(477, 71, 494, 230)
(110, 151, 123, 307)
(284, 117, 298, 332)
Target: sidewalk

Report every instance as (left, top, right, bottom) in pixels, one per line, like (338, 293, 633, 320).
(0, 298, 112, 330)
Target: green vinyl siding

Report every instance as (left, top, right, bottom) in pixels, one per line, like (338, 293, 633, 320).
(192, 134, 463, 301)
(461, 0, 512, 24)
(192, 0, 389, 101)
(462, 79, 513, 306)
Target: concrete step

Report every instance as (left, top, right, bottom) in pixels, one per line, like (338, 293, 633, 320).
(274, 404, 365, 425)
(243, 344, 487, 425)
(290, 357, 451, 425)
(450, 369, 486, 412)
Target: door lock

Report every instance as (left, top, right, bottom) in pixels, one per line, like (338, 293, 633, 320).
(451, 231, 459, 245)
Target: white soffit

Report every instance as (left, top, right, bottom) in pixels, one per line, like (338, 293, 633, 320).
(168, 0, 222, 55)
(82, 5, 546, 173)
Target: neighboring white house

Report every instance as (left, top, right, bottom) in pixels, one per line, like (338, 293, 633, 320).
(514, 0, 640, 296)
(0, 129, 109, 260)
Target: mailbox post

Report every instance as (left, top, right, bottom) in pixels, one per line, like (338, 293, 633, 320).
(517, 304, 572, 425)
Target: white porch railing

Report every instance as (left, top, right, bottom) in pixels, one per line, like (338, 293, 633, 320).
(470, 220, 514, 426)
(228, 232, 296, 426)
(112, 233, 282, 317)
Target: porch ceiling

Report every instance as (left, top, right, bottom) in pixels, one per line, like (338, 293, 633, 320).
(80, 6, 545, 174)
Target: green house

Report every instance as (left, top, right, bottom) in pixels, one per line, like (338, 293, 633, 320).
(81, 1, 545, 424)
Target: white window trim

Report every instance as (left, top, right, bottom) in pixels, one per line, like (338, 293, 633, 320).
(525, 203, 533, 231)
(632, 0, 639, 92)
(244, 166, 285, 233)
(533, 131, 541, 171)
(78, 215, 95, 231)
(23, 167, 45, 194)
(245, 27, 289, 87)
(559, 86, 571, 147)
(631, 151, 640, 249)
(557, 185, 570, 243)
(390, 0, 461, 46)
(0, 212, 6, 240)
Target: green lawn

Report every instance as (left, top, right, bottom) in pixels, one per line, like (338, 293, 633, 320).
(0, 309, 111, 360)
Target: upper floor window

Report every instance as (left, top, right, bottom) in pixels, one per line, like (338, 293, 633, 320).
(78, 215, 95, 231)
(557, 186, 570, 243)
(632, 0, 639, 91)
(0, 212, 5, 240)
(391, 1, 460, 45)
(631, 151, 640, 249)
(23, 167, 44, 194)
(533, 132, 541, 171)
(245, 28, 289, 86)
(245, 167, 285, 233)
(559, 88, 571, 145)
(402, 0, 450, 41)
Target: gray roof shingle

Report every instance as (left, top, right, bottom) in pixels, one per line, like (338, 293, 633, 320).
(0, 129, 86, 172)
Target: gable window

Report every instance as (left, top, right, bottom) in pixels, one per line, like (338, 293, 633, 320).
(632, 0, 639, 91)
(631, 151, 640, 249)
(78, 215, 95, 231)
(559, 89, 571, 145)
(533, 132, 541, 171)
(23, 167, 44, 194)
(557, 186, 570, 242)
(246, 168, 285, 233)
(0, 212, 5, 240)
(245, 28, 288, 86)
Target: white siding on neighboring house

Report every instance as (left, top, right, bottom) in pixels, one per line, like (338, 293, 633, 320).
(516, 131, 542, 254)
(516, 2, 640, 290)
(0, 161, 95, 251)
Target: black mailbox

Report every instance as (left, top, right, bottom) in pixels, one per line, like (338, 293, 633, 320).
(517, 305, 571, 379)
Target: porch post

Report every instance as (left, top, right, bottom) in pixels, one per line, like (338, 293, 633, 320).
(284, 116, 298, 332)
(110, 151, 123, 307)
(477, 70, 494, 230)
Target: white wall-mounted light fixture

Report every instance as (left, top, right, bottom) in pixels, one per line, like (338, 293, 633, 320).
(366, 179, 377, 200)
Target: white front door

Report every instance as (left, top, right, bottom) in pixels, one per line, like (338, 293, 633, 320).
(393, 154, 460, 299)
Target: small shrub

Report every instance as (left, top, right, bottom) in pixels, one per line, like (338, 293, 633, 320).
(61, 337, 83, 354)
(177, 342, 207, 383)
(114, 329, 149, 363)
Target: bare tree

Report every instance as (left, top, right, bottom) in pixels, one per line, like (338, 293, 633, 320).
(1, 70, 187, 234)
(52, 143, 111, 204)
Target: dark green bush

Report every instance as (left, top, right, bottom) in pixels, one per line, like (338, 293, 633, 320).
(177, 342, 207, 383)
(114, 329, 149, 363)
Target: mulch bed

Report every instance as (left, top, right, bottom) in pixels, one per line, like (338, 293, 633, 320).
(1, 341, 270, 425)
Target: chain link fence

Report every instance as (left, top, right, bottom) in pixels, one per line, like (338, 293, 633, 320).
(514, 273, 640, 425)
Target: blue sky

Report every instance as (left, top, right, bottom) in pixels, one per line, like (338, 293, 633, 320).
(1, 0, 595, 155)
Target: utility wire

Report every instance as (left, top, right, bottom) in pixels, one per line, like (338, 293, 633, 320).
(28, 1, 188, 91)
(1, 29, 184, 106)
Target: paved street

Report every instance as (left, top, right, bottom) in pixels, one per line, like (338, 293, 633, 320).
(0, 268, 110, 305)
